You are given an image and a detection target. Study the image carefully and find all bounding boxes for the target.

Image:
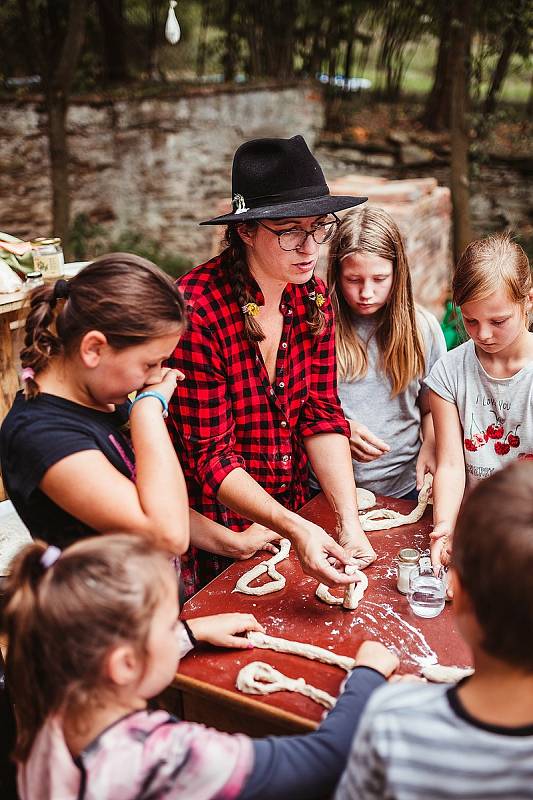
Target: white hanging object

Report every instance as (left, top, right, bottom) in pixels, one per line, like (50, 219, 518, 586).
(165, 1, 181, 45)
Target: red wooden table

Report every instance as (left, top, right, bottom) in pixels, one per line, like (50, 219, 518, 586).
(175, 492, 472, 735)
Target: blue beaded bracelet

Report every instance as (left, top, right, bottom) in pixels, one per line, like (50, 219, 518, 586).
(129, 390, 169, 418)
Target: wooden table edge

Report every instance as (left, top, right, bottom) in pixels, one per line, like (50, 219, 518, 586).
(172, 671, 317, 732)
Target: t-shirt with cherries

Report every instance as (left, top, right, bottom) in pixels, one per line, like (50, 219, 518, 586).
(425, 338, 533, 489)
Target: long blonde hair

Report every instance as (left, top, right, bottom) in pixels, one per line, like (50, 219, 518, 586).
(453, 232, 531, 308)
(328, 206, 425, 395)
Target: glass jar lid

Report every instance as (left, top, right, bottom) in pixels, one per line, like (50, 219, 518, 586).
(398, 547, 420, 564)
(30, 237, 61, 246)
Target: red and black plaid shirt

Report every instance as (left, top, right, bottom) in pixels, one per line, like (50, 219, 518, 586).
(167, 255, 349, 597)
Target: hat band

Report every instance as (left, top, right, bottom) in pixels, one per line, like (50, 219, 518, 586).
(236, 183, 330, 211)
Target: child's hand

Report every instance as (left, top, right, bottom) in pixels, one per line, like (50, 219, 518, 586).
(415, 441, 436, 489)
(348, 419, 390, 463)
(140, 367, 185, 404)
(234, 523, 282, 560)
(430, 523, 453, 570)
(186, 613, 265, 649)
(354, 641, 399, 677)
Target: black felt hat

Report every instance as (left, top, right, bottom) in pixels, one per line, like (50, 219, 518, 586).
(200, 135, 367, 225)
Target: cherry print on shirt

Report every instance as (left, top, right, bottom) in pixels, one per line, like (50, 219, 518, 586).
(495, 440, 511, 456)
(464, 415, 488, 452)
(484, 410, 504, 441)
(507, 425, 521, 449)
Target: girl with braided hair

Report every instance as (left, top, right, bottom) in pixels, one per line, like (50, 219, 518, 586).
(167, 135, 376, 598)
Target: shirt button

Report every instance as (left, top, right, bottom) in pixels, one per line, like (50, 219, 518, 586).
(278, 381, 285, 389)
(281, 342, 287, 349)
(269, 388, 275, 396)
(287, 308, 293, 315)
(280, 483, 287, 489)
(281, 454, 289, 463)
(280, 420, 288, 428)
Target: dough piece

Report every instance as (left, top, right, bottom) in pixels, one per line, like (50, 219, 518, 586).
(237, 661, 336, 709)
(357, 487, 376, 510)
(234, 538, 291, 595)
(422, 664, 474, 683)
(316, 565, 368, 611)
(247, 630, 356, 671)
(359, 473, 433, 531)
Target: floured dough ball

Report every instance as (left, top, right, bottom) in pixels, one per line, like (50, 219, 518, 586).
(357, 487, 376, 510)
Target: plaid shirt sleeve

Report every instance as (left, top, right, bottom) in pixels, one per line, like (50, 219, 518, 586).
(166, 314, 246, 500)
(298, 294, 350, 440)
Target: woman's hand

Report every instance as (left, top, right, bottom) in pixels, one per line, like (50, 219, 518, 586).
(354, 641, 399, 678)
(185, 613, 264, 649)
(348, 419, 390, 463)
(290, 518, 357, 587)
(233, 523, 282, 560)
(415, 439, 436, 489)
(338, 525, 377, 570)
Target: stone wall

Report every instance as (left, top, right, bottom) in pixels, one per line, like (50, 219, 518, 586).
(328, 176, 452, 317)
(0, 83, 324, 262)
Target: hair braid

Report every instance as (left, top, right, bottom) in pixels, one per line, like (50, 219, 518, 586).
(305, 275, 326, 336)
(20, 285, 65, 399)
(223, 226, 264, 342)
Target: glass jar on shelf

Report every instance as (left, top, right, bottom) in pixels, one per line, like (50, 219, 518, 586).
(30, 237, 64, 281)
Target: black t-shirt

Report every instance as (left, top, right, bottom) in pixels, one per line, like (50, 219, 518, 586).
(0, 391, 135, 548)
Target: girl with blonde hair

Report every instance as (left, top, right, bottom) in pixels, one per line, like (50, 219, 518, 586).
(328, 206, 446, 500)
(426, 232, 533, 569)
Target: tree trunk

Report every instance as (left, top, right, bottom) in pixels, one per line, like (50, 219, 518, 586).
(45, 0, 87, 258)
(223, 0, 238, 82)
(483, 26, 515, 116)
(450, 0, 473, 262)
(196, 0, 210, 78)
(422, 1, 453, 130)
(47, 95, 70, 248)
(96, 0, 128, 83)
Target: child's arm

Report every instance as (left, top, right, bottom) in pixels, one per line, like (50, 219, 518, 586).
(189, 510, 281, 560)
(429, 390, 466, 567)
(415, 390, 436, 489)
(238, 642, 398, 800)
(40, 369, 190, 554)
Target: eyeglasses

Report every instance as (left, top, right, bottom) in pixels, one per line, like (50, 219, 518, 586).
(256, 214, 340, 251)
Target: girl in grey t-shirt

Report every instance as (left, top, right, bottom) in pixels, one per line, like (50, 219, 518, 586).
(427, 232, 533, 570)
(327, 207, 446, 500)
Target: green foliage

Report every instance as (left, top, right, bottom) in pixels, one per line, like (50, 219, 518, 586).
(68, 213, 192, 279)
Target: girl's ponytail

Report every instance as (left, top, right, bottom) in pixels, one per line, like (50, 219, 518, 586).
(2, 534, 170, 763)
(20, 284, 65, 399)
(1, 541, 54, 761)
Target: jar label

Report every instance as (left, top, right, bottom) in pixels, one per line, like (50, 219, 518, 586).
(32, 252, 64, 277)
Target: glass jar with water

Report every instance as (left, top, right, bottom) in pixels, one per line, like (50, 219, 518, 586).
(407, 554, 446, 618)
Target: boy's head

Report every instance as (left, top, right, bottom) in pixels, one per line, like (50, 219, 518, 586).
(452, 460, 533, 671)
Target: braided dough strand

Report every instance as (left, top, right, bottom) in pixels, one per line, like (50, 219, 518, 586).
(359, 474, 432, 532)
(236, 661, 336, 709)
(316, 565, 368, 610)
(233, 538, 291, 595)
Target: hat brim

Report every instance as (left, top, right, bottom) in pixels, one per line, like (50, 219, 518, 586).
(199, 195, 367, 225)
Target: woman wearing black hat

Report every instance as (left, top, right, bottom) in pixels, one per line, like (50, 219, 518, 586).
(167, 135, 376, 597)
